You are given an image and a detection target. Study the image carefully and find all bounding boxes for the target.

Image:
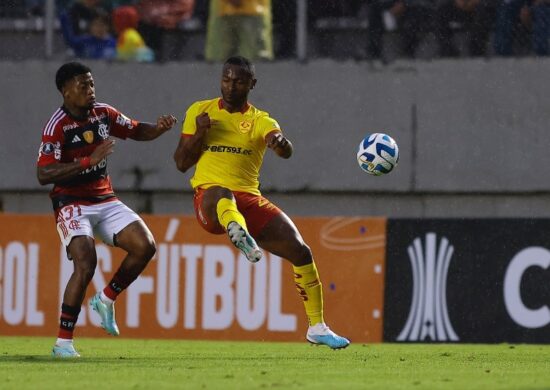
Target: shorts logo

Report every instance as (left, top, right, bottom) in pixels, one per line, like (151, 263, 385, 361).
(83, 130, 94, 144)
(68, 220, 81, 230)
(258, 198, 270, 208)
(239, 120, 253, 134)
(57, 222, 69, 239)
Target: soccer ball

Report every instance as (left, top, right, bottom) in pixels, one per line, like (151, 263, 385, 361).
(356, 133, 399, 176)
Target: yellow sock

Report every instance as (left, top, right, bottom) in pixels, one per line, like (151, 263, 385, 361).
(293, 262, 324, 326)
(216, 198, 247, 231)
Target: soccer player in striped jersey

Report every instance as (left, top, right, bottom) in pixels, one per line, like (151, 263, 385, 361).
(37, 62, 177, 357)
(173, 56, 350, 349)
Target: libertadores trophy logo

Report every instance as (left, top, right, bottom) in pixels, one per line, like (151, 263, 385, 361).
(397, 232, 459, 342)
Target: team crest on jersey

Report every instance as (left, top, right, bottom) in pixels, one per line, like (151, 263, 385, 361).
(98, 123, 109, 139)
(239, 120, 253, 134)
(83, 130, 94, 144)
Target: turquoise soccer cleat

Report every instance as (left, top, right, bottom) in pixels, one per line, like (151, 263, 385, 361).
(52, 343, 80, 358)
(306, 323, 351, 350)
(227, 221, 262, 263)
(90, 292, 120, 336)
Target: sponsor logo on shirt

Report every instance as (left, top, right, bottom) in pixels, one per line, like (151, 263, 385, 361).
(203, 144, 252, 155)
(54, 142, 61, 160)
(116, 114, 134, 129)
(63, 123, 79, 131)
(89, 113, 106, 123)
(79, 157, 107, 175)
(38, 141, 61, 160)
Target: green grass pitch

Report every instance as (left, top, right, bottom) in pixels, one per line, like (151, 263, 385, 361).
(1, 337, 550, 389)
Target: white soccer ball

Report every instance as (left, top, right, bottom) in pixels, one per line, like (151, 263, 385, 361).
(357, 133, 399, 176)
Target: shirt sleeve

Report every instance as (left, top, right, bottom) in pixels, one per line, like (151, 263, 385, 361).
(106, 105, 139, 139)
(182, 102, 201, 136)
(257, 114, 281, 139)
(37, 122, 64, 167)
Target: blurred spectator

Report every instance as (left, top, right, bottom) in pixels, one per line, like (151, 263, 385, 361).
(529, 0, 550, 55)
(112, 5, 154, 62)
(67, 0, 110, 36)
(26, 0, 45, 16)
(494, 0, 550, 56)
(137, 0, 195, 62)
(0, 0, 45, 17)
(193, 0, 210, 24)
(435, 0, 497, 57)
(60, 9, 116, 59)
(307, 0, 365, 58)
(307, 0, 363, 22)
(111, 0, 140, 7)
(205, 0, 273, 62)
(273, 0, 296, 59)
(367, 0, 436, 59)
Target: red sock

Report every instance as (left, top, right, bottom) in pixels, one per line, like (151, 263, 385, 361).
(57, 303, 81, 340)
(103, 269, 135, 301)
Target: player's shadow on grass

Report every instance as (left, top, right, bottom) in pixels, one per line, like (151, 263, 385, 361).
(0, 355, 127, 364)
(0, 354, 336, 364)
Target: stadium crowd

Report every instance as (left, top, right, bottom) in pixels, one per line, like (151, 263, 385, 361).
(2, 0, 549, 60)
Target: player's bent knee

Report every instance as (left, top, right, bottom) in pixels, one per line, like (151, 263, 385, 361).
(145, 240, 157, 260)
(299, 244, 313, 264)
(288, 243, 313, 266)
(131, 237, 156, 260)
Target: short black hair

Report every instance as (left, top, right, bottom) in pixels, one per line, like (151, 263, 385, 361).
(224, 56, 255, 78)
(55, 62, 91, 91)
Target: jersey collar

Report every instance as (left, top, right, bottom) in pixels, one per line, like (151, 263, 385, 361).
(61, 105, 91, 122)
(218, 98, 250, 114)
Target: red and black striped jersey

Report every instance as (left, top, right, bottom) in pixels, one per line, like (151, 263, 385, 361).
(37, 102, 139, 210)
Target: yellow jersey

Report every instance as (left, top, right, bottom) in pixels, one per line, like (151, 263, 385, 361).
(116, 28, 150, 61)
(182, 98, 280, 195)
(217, 0, 270, 16)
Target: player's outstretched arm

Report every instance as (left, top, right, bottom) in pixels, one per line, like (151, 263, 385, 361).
(173, 112, 211, 173)
(37, 139, 115, 185)
(131, 115, 177, 141)
(266, 131, 293, 159)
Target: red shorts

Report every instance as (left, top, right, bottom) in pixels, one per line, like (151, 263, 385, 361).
(193, 189, 282, 237)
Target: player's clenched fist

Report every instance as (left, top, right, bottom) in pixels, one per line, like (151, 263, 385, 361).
(266, 131, 293, 159)
(156, 115, 177, 132)
(90, 139, 115, 165)
(268, 132, 287, 149)
(196, 112, 215, 133)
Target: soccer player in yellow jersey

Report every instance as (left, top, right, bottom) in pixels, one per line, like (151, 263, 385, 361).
(173, 56, 349, 349)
